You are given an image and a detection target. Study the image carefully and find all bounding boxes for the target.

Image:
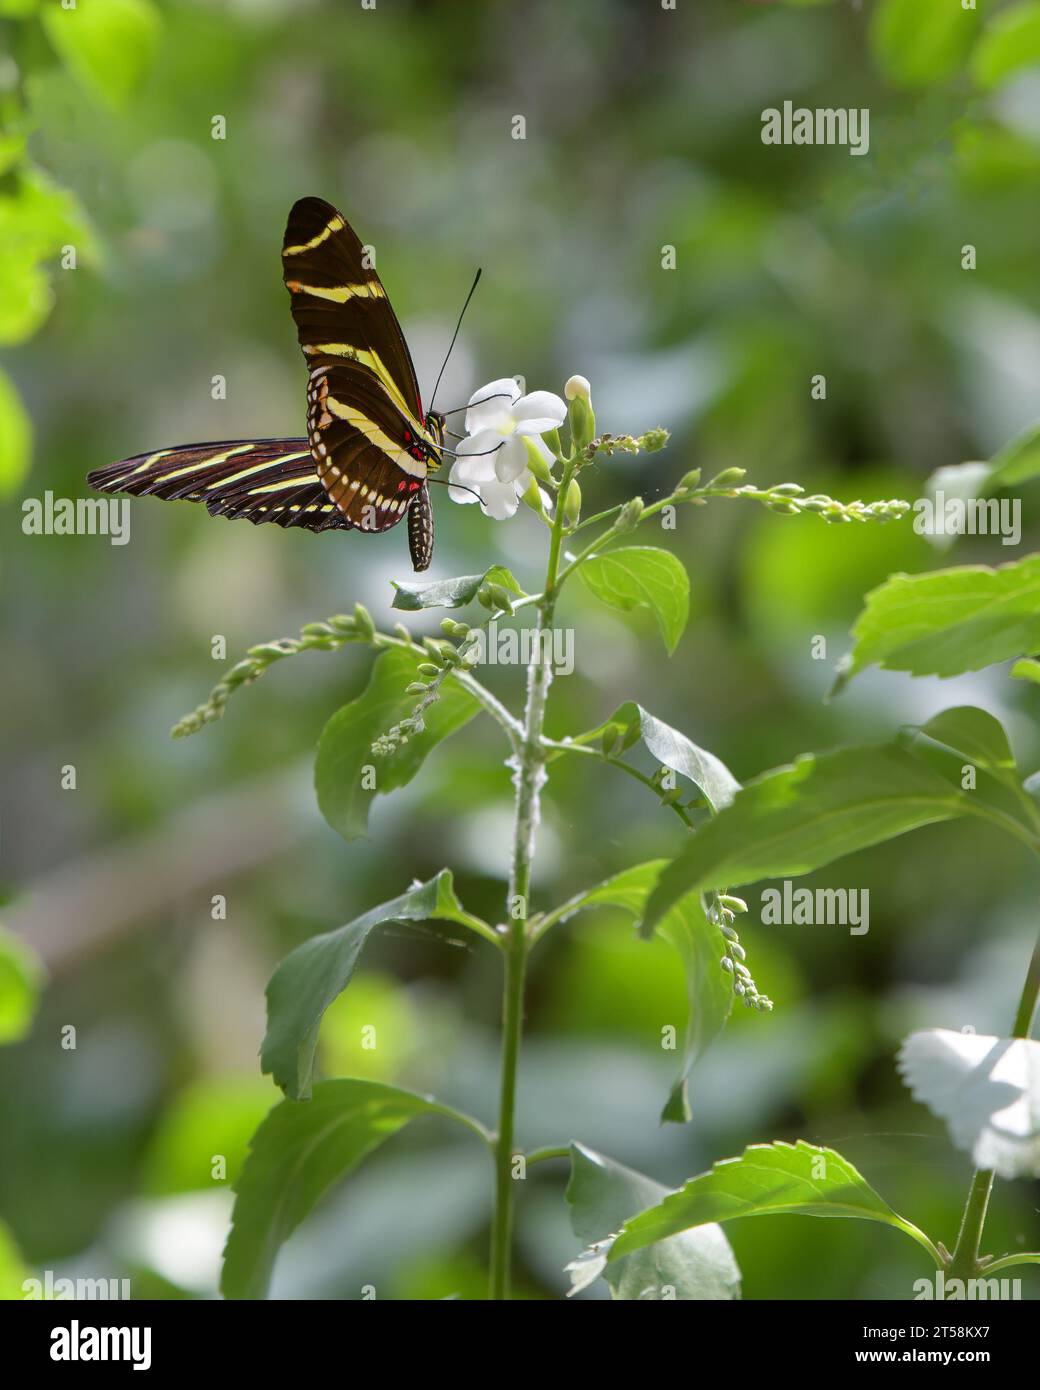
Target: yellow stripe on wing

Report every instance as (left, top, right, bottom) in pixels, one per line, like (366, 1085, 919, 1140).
(146, 444, 258, 484)
(282, 214, 345, 256)
(305, 344, 428, 429)
(286, 280, 385, 303)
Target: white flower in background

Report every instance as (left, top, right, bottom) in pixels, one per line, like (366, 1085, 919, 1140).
(448, 378, 565, 519)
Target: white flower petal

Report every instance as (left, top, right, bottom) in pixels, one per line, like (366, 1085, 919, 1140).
(453, 429, 503, 483)
(480, 476, 524, 520)
(898, 1030, 1040, 1179)
(493, 435, 529, 483)
(465, 378, 522, 434)
(513, 390, 567, 434)
(448, 461, 481, 505)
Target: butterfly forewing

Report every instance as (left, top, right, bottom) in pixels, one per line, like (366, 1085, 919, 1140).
(282, 197, 425, 426)
(282, 197, 442, 560)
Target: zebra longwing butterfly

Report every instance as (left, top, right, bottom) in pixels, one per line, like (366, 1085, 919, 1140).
(88, 197, 448, 571)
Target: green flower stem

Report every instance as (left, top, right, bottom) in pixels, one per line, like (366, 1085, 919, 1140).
(948, 924, 1040, 1281)
(489, 454, 577, 1300)
(170, 613, 525, 748)
(563, 480, 909, 581)
(525, 1146, 570, 1168)
(977, 1252, 1040, 1275)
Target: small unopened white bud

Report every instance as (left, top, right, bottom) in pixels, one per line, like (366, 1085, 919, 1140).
(564, 374, 592, 404)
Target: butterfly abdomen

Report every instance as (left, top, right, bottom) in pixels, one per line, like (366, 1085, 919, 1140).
(407, 485, 434, 571)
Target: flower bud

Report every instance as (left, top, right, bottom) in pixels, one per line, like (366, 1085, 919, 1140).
(615, 497, 644, 533)
(566, 377, 595, 451)
(353, 602, 375, 639)
(523, 437, 554, 483)
(677, 468, 701, 493)
(563, 479, 582, 527)
(521, 473, 547, 516)
(707, 467, 746, 488)
(480, 582, 516, 613)
(638, 427, 669, 453)
(440, 618, 469, 637)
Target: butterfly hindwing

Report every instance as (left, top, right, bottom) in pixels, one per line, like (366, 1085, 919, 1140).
(87, 439, 350, 532)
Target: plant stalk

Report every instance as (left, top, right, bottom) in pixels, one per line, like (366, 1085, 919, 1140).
(948, 924, 1040, 1280)
(488, 458, 576, 1299)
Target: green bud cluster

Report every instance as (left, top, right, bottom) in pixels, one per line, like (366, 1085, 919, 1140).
(372, 619, 486, 757)
(709, 892, 773, 1012)
(171, 609, 370, 738)
(583, 426, 670, 461)
(478, 581, 517, 613)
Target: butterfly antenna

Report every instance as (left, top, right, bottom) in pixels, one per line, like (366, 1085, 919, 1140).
(438, 391, 513, 418)
(426, 475, 490, 512)
(428, 267, 482, 415)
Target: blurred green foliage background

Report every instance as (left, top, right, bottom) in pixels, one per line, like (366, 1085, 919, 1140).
(2, 0, 1040, 1300)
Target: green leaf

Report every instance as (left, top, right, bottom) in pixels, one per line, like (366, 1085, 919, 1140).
(565, 1144, 740, 1300)
(0, 167, 96, 345)
(988, 419, 1040, 487)
(833, 554, 1040, 690)
(0, 1221, 33, 1300)
(315, 648, 479, 843)
(262, 871, 493, 1099)
(391, 565, 523, 612)
(221, 1079, 485, 1299)
(572, 702, 739, 811)
(1012, 657, 1040, 685)
(535, 863, 732, 1121)
(0, 370, 31, 496)
(538, 861, 665, 932)
(42, 0, 162, 113)
(870, 0, 978, 88)
(610, 1140, 937, 1263)
(0, 133, 26, 177)
(917, 706, 1016, 772)
(972, 2, 1040, 89)
(644, 744, 968, 936)
(0, 926, 44, 1045)
(578, 546, 689, 654)
(657, 892, 733, 1124)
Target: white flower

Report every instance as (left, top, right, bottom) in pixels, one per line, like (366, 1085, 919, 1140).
(564, 374, 592, 404)
(448, 378, 565, 520)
